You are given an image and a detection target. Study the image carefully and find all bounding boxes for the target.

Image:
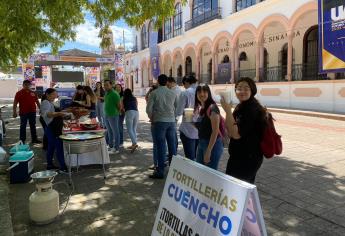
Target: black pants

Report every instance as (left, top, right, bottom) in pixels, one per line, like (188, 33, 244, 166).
(226, 155, 263, 184)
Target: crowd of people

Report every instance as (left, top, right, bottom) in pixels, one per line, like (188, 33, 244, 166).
(12, 80, 139, 172)
(12, 75, 268, 184)
(146, 74, 268, 184)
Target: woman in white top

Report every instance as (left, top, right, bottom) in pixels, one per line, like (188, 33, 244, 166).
(40, 88, 67, 171)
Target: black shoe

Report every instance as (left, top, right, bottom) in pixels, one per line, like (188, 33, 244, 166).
(32, 139, 42, 144)
(149, 172, 164, 179)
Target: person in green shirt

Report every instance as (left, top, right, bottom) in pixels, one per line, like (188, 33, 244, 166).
(103, 80, 121, 154)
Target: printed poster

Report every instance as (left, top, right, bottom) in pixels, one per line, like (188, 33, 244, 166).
(152, 156, 267, 236)
(319, 0, 345, 72)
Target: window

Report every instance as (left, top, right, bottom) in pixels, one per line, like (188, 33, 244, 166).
(236, 0, 256, 12)
(173, 3, 182, 36)
(141, 25, 148, 50)
(192, 0, 218, 19)
(164, 18, 172, 40)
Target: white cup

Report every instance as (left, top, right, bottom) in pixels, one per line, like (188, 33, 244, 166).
(184, 108, 194, 122)
(219, 90, 232, 104)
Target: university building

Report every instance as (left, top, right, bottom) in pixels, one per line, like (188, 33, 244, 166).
(124, 0, 345, 114)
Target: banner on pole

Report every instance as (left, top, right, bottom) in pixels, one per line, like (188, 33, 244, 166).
(149, 31, 160, 79)
(152, 156, 267, 236)
(22, 63, 35, 82)
(115, 51, 125, 88)
(319, 0, 345, 73)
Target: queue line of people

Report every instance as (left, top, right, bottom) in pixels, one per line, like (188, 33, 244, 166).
(146, 75, 268, 184)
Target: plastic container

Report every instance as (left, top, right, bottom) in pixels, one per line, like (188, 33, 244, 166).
(8, 151, 34, 184)
(9, 141, 30, 154)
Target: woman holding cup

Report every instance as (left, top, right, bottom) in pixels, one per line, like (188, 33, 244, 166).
(194, 84, 223, 170)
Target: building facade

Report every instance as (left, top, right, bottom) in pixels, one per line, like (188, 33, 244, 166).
(125, 0, 345, 114)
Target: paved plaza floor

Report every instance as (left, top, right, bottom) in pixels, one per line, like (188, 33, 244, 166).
(1, 98, 345, 236)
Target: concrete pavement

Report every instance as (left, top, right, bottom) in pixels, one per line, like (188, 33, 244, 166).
(1, 98, 344, 235)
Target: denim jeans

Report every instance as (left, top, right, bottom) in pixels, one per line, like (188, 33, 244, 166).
(45, 127, 66, 169)
(151, 124, 158, 166)
(119, 114, 125, 145)
(96, 102, 105, 127)
(125, 110, 139, 145)
(105, 115, 120, 150)
(20, 112, 38, 143)
(180, 132, 198, 161)
(196, 138, 223, 170)
(152, 122, 176, 175)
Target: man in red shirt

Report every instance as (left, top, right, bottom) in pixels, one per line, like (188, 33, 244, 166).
(13, 80, 41, 144)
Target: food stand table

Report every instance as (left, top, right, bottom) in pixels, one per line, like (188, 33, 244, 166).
(60, 132, 109, 185)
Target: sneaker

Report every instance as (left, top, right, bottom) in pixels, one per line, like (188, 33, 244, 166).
(107, 146, 113, 151)
(32, 139, 42, 144)
(114, 149, 120, 154)
(108, 148, 115, 154)
(119, 144, 124, 148)
(149, 172, 164, 179)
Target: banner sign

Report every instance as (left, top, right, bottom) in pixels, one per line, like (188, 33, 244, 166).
(149, 31, 160, 79)
(218, 63, 231, 83)
(319, 0, 345, 72)
(22, 63, 35, 81)
(115, 51, 125, 88)
(152, 156, 267, 236)
(29, 54, 115, 64)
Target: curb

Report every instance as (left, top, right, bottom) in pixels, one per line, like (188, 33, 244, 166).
(267, 108, 345, 121)
(0, 165, 14, 236)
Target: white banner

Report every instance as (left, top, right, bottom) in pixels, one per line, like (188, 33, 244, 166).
(152, 156, 267, 236)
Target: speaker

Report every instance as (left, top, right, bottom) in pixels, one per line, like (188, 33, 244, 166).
(34, 66, 42, 78)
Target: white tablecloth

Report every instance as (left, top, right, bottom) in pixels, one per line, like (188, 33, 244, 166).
(63, 137, 110, 167)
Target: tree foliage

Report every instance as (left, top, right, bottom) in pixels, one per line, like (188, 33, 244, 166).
(0, 0, 185, 71)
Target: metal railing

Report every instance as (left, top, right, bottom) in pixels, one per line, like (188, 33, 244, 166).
(185, 8, 222, 31)
(292, 64, 328, 81)
(173, 28, 182, 37)
(260, 66, 286, 82)
(199, 74, 212, 84)
(234, 69, 256, 82)
(214, 73, 231, 84)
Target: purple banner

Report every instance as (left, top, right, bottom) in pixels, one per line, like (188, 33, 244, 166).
(319, 0, 345, 73)
(149, 31, 160, 79)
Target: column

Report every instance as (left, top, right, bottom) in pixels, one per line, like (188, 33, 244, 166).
(232, 0, 237, 13)
(211, 52, 216, 84)
(234, 45, 239, 82)
(287, 33, 293, 81)
(255, 40, 262, 82)
(231, 47, 235, 83)
(196, 56, 200, 81)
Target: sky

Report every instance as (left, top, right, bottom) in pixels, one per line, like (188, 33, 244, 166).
(39, 12, 133, 54)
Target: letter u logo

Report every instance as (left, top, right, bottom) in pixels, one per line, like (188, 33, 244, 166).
(331, 6, 345, 21)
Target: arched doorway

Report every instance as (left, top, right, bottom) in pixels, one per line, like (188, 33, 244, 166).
(280, 43, 288, 80)
(303, 26, 326, 80)
(185, 56, 192, 76)
(222, 55, 230, 63)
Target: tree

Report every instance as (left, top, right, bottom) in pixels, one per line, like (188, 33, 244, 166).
(0, 0, 184, 71)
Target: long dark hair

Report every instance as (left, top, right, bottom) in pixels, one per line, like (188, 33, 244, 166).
(94, 82, 105, 96)
(123, 88, 136, 103)
(194, 84, 216, 116)
(83, 86, 97, 101)
(115, 84, 124, 97)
